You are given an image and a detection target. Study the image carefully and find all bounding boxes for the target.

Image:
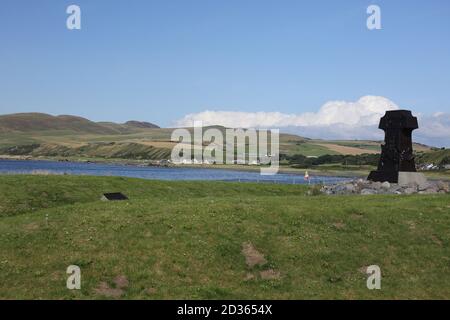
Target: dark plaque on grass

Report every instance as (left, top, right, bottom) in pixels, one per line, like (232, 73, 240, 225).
(368, 110, 419, 183)
(101, 192, 128, 201)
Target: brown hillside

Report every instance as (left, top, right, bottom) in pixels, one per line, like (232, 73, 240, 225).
(0, 113, 119, 134)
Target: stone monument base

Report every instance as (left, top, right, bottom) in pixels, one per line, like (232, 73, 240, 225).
(397, 172, 428, 187)
(368, 170, 427, 185)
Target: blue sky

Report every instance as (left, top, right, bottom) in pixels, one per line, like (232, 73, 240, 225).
(0, 0, 449, 138)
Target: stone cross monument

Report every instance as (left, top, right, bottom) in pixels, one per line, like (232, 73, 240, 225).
(368, 110, 427, 185)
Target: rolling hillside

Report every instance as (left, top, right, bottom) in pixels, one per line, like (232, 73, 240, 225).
(416, 149, 450, 166)
(0, 112, 433, 161)
(0, 113, 159, 134)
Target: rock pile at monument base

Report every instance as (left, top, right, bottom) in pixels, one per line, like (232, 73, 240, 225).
(320, 179, 449, 195)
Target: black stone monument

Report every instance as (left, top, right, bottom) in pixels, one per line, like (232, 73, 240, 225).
(368, 110, 419, 183)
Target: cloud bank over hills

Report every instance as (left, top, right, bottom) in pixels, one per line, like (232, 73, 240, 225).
(175, 96, 450, 147)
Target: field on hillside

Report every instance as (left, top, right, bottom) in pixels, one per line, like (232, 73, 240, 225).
(0, 175, 448, 299)
(0, 129, 386, 159)
(1, 113, 409, 159)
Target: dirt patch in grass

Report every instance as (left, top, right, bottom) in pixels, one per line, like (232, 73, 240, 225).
(332, 222, 346, 230)
(260, 269, 281, 280)
(114, 275, 129, 289)
(244, 273, 255, 281)
(23, 222, 40, 231)
(94, 275, 129, 298)
(146, 288, 157, 295)
(242, 242, 267, 268)
(94, 282, 124, 298)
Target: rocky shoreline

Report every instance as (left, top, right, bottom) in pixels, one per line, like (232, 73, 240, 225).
(321, 179, 449, 195)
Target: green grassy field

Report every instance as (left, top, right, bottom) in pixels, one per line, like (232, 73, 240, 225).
(0, 175, 449, 299)
(279, 141, 339, 156)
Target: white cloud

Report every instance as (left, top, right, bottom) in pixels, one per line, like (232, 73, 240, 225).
(414, 113, 450, 146)
(175, 96, 399, 128)
(174, 96, 450, 147)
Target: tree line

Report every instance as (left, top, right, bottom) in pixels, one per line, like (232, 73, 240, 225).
(283, 153, 380, 168)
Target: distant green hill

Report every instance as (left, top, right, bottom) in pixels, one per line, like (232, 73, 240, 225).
(416, 149, 450, 166)
(0, 113, 116, 134)
(0, 112, 433, 161)
(0, 113, 160, 135)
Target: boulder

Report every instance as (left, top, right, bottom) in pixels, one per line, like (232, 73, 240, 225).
(372, 182, 382, 190)
(418, 182, 431, 191)
(381, 181, 391, 190)
(344, 183, 356, 193)
(361, 189, 377, 195)
(389, 185, 402, 193)
(318, 179, 448, 196)
(403, 187, 417, 195)
(398, 172, 428, 187)
(436, 181, 449, 193)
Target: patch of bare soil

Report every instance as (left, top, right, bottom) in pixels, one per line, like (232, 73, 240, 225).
(242, 242, 267, 268)
(24, 222, 40, 231)
(114, 275, 129, 289)
(260, 269, 281, 280)
(244, 273, 255, 281)
(146, 288, 157, 295)
(94, 282, 124, 298)
(332, 222, 346, 230)
(94, 275, 129, 298)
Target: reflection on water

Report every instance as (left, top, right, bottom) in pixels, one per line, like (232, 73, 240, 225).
(0, 159, 352, 185)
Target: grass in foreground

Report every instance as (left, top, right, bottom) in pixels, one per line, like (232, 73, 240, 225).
(0, 175, 449, 299)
